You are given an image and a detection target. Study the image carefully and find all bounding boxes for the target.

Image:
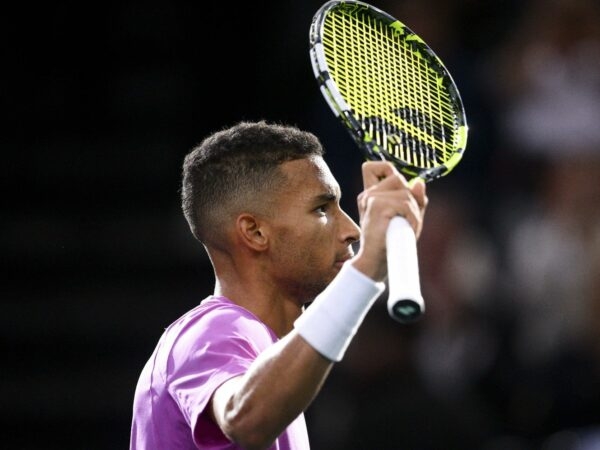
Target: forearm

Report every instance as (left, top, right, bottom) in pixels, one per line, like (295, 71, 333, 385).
(213, 264, 384, 449)
(212, 332, 332, 449)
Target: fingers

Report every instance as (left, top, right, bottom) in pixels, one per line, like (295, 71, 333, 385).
(358, 161, 428, 238)
(361, 161, 407, 190)
(409, 178, 429, 213)
(353, 161, 429, 281)
(359, 189, 423, 235)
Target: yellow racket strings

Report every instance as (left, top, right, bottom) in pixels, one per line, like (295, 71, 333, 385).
(322, 7, 457, 168)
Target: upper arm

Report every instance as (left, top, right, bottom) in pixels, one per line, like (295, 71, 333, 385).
(207, 375, 244, 441)
(167, 307, 271, 446)
(198, 331, 333, 449)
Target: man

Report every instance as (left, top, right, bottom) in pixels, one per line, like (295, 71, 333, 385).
(130, 121, 427, 449)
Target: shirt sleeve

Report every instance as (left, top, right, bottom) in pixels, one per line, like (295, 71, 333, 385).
(166, 304, 275, 446)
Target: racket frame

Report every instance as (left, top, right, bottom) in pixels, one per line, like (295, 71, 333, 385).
(309, 0, 468, 323)
(309, 0, 468, 183)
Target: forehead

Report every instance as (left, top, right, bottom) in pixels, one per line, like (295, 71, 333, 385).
(278, 156, 340, 199)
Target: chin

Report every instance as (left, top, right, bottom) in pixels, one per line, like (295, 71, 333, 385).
(325, 267, 341, 284)
(298, 266, 342, 302)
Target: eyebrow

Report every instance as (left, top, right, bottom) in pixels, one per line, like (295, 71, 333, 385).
(312, 186, 341, 204)
(314, 192, 337, 203)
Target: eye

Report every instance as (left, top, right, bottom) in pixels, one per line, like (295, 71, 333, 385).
(315, 204, 328, 215)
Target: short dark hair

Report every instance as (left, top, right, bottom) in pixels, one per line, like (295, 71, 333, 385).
(182, 121, 324, 246)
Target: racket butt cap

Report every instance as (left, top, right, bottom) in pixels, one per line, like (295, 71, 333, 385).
(388, 298, 424, 324)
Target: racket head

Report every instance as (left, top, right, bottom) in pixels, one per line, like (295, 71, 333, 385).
(310, 0, 468, 182)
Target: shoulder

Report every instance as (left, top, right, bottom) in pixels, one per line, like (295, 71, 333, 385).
(186, 296, 273, 340)
(169, 297, 277, 361)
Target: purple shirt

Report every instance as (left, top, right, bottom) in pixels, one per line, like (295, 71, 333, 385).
(130, 296, 309, 450)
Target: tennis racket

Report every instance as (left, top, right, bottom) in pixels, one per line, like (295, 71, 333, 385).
(309, 0, 468, 323)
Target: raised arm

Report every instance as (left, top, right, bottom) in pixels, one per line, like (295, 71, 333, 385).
(209, 161, 427, 450)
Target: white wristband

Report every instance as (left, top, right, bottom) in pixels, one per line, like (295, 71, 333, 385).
(294, 263, 385, 362)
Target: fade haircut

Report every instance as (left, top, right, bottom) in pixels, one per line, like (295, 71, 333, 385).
(182, 121, 324, 247)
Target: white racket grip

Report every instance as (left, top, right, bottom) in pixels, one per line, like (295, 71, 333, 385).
(386, 216, 425, 323)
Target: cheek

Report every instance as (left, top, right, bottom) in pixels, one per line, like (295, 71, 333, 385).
(275, 222, 331, 264)
(294, 219, 332, 246)
(278, 227, 313, 259)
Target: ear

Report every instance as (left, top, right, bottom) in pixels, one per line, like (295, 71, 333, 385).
(236, 213, 269, 251)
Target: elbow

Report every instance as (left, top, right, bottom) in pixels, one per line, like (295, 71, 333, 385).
(230, 430, 274, 450)
(222, 406, 277, 450)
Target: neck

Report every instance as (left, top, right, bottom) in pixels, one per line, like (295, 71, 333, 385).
(213, 262, 304, 339)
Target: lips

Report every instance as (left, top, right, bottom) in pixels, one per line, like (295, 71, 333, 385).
(335, 252, 354, 267)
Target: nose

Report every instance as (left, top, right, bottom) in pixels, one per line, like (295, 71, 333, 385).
(339, 208, 361, 245)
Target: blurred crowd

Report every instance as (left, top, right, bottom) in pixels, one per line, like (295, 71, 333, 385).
(306, 0, 600, 449)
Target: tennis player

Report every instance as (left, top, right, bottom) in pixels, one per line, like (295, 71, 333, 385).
(130, 121, 427, 450)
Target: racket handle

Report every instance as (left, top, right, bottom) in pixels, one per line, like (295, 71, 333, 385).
(386, 216, 424, 323)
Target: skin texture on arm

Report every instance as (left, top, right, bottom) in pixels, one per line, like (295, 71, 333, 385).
(208, 160, 427, 449)
(210, 332, 332, 450)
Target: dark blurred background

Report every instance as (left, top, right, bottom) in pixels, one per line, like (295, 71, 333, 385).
(4, 0, 600, 449)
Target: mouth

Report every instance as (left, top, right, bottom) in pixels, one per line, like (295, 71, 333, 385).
(334, 252, 354, 268)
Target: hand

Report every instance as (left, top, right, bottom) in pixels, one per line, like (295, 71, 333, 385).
(351, 161, 428, 281)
